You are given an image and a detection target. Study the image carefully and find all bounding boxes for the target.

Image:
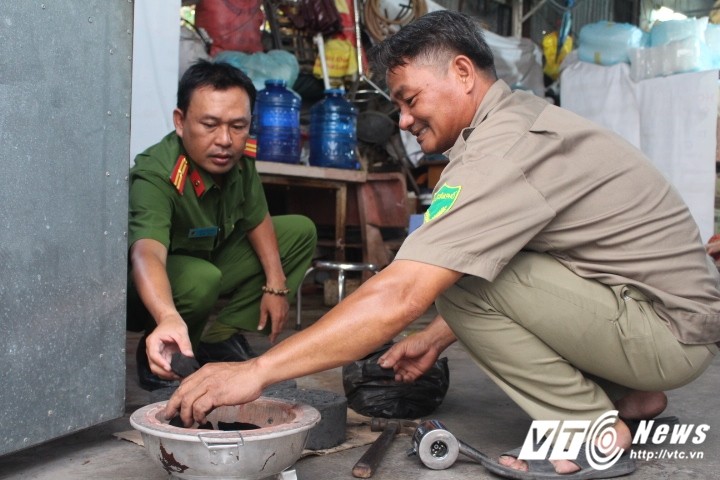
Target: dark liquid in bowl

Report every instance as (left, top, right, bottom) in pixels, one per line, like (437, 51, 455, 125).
(168, 416, 260, 430)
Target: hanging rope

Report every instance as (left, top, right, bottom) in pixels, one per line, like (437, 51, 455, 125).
(363, 0, 428, 43)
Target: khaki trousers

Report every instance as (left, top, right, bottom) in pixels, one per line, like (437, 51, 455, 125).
(437, 252, 717, 422)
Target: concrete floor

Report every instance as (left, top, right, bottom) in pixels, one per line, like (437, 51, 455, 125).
(1, 291, 718, 480)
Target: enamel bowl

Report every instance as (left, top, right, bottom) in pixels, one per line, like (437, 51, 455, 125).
(130, 397, 320, 480)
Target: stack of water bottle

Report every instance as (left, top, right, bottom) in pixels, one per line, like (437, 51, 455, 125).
(253, 79, 360, 170)
(578, 18, 720, 81)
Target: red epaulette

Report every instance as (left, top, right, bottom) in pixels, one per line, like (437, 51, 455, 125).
(169, 154, 206, 197)
(243, 138, 257, 159)
(169, 155, 189, 195)
(189, 169, 205, 197)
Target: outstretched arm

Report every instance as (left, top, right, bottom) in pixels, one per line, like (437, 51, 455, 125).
(164, 259, 462, 426)
(130, 238, 194, 378)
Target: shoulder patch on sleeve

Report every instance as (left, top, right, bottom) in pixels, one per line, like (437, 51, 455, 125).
(243, 138, 257, 159)
(424, 183, 462, 222)
(169, 155, 189, 195)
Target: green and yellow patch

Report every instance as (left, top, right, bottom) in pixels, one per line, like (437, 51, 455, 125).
(424, 183, 462, 222)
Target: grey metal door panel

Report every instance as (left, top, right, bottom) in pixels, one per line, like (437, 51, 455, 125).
(0, 1, 133, 456)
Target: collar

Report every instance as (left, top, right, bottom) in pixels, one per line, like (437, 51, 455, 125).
(440, 80, 511, 160)
(169, 154, 208, 196)
(466, 79, 512, 134)
(441, 80, 511, 157)
(169, 153, 242, 197)
(169, 154, 192, 196)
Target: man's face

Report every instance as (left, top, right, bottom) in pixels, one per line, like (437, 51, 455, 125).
(387, 59, 468, 154)
(173, 85, 251, 181)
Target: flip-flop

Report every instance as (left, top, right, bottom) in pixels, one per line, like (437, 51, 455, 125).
(482, 443, 637, 480)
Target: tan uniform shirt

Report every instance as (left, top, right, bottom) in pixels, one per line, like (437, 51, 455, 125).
(397, 80, 720, 345)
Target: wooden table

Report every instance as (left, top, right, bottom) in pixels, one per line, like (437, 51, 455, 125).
(256, 161, 408, 266)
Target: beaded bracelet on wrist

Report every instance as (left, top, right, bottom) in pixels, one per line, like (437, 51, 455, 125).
(262, 285, 290, 296)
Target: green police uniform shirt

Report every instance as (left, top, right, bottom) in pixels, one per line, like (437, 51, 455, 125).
(128, 132, 268, 258)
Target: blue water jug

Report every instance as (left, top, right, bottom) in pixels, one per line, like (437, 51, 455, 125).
(309, 89, 359, 169)
(255, 79, 301, 164)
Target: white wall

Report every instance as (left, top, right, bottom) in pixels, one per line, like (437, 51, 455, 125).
(130, 0, 180, 164)
(561, 61, 718, 241)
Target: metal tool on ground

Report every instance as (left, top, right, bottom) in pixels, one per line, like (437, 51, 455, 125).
(410, 419, 494, 470)
(352, 418, 418, 478)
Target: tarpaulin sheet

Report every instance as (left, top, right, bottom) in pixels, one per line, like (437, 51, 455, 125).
(561, 59, 718, 241)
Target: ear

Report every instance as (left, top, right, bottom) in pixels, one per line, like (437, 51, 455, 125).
(173, 108, 185, 138)
(452, 55, 476, 93)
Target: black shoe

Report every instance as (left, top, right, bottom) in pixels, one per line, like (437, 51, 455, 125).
(196, 333, 258, 365)
(136, 335, 179, 392)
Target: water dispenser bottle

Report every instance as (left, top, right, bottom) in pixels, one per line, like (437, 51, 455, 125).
(255, 79, 301, 164)
(309, 89, 359, 169)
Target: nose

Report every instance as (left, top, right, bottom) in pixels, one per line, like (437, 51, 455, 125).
(398, 110, 413, 132)
(215, 125, 232, 146)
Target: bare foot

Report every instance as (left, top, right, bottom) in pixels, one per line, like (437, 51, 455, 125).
(499, 454, 592, 475)
(499, 454, 528, 472)
(499, 453, 587, 474)
(498, 419, 634, 475)
(615, 391, 667, 420)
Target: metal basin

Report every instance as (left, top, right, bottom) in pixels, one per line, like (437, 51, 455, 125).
(130, 397, 321, 480)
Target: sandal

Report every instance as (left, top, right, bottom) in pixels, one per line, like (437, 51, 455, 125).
(482, 443, 636, 479)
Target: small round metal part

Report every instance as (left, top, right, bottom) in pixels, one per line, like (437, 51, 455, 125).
(430, 439, 449, 458)
(412, 419, 460, 470)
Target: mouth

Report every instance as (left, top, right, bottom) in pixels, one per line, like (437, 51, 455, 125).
(209, 153, 233, 165)
(412, 126, 428, 143)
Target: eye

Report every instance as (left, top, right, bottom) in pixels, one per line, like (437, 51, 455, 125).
(404, 95, 416, 107)
(201, 121, 217, 129)
(232, 123, 249, 132)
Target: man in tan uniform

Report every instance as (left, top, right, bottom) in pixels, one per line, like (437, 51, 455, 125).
(166, 11, 720, 479)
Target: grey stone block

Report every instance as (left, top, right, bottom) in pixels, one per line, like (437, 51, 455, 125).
(266, 388, 348, 450)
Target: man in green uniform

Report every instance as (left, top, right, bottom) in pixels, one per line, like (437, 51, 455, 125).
(127, 60, 316, 390)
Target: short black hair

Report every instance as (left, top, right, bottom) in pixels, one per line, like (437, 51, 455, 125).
(369, 10, 497, 79)
(176, 59, 257, 113)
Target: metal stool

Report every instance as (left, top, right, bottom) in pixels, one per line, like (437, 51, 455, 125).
(295, 260, 379, 330)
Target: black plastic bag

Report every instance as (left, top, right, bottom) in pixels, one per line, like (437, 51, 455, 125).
(342, 342, 450, 419)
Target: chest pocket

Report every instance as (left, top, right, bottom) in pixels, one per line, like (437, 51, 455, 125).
(169, 226, 217, 254)
(217, 189, 246, 243)
(220, 211, 242, 242)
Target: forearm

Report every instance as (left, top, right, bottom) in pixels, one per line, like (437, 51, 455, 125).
(134, 269, 178, 325)
(163, 260, 462, 424)
(130, 240, 180, 326)
(251, 261, 461, 388)
(246, 214, 286, 288)
(424, 314, 457, 353)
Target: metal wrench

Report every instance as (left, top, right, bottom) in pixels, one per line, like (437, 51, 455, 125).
(410, 419, 494, 470)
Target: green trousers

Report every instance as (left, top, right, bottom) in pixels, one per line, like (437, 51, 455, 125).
(127, 215, 317, 347)
(437, 251, 718, 423)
